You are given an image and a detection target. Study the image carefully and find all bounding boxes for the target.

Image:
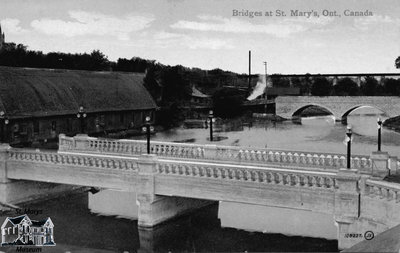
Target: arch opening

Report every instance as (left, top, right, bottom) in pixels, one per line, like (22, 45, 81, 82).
(341, 105, 388, 123)
(292, 104, 335, 118)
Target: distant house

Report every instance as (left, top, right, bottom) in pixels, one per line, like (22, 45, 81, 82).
(0, 66, 156, 145)
(1, 215, 55, 246)
(190, 85, 212, 106)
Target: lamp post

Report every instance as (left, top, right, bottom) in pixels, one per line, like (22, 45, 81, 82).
(142, 116, 154, 154)
(346, 125, 352, 169)
(207, 110, 215, 141)
(0, 111, 9, 143)
(76, 106, 87, 134)
(377, 118, 382, 152)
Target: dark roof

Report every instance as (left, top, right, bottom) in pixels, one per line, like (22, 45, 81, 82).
(191, 86, 210, 98)
(0, 66, 156, 119)
(9, 215, 29, 225)
(31, 219, 47, 227)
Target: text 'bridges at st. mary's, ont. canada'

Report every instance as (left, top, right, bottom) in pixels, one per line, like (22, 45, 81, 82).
(275, 96, 400, 120)
(1, 134, 400, 249)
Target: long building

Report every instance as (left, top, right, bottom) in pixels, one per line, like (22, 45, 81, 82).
(0, 66, 156, 145)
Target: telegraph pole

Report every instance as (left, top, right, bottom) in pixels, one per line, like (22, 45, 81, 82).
(263, 61, 268, 112)
(248, 50, 251, 96)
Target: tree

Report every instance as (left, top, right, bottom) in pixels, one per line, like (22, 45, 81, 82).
(212, 87, 244, 118)
(271, 74, 290, 87)
(383, 78, 400, 96)
(360, 77, 381, 96)
(395, 56, 400, 69)
(310, 77, 332, 96)
(334, 78, 359, 96)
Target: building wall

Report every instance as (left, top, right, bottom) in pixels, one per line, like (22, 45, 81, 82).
(7, 109, 155, 144)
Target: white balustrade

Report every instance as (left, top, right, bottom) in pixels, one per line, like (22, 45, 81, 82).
(365, 179, 400, 202)
(58, 135, 374, 170)
(156, 161, 336, 189)
(8, 149, 138, 171)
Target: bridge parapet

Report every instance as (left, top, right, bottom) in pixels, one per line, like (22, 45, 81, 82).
(156, 160, 337, 189)
(364, 179, 400, 202)
(8, 148, 138, 172)
(58, 135, 372, 171)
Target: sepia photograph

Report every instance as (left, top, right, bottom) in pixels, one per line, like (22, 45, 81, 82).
(0, 0, 400, 252)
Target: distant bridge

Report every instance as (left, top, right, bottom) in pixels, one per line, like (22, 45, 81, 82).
(275, 96, 400, 120)
(1, 134, 400, 249)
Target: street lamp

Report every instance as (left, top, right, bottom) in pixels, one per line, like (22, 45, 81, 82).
(207, 110, 216, 141)
(76, 106, 87, 134)
(377, 118, 382, 152)
(0, 111, 9, 143)
(346, 125, 352, 169)
(142, 116, 154, 154)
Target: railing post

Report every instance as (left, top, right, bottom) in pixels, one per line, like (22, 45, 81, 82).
(203, 144, 217, 160)
(0, 144, 11, 205)
(334, 168, 361, 249)
(370, 151, 389, 179)
(0, 143, 10, 184)
(73, 134, 91, 151)
(389, 156, 398, 176)
(137, 154, 160, 227)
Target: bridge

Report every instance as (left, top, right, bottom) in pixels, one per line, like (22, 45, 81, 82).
(275, 96, 400, 120)
(1, 134, 400, 249)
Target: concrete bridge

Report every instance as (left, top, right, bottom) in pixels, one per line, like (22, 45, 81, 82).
(1, 134, 400, 249)
(275, 96, 400, 120)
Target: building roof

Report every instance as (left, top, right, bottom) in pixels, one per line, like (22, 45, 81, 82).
(191, 86, 210, 98)
(0, 66, 156, 119)
(8, 215, 29, 225)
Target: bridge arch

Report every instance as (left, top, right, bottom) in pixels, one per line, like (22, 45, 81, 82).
(341, 105, 389, 121)
(292, 104, 335, 119)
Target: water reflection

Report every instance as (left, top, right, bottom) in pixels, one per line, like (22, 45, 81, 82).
(148, 109, 400, 157)
(0, 193, 338, 252)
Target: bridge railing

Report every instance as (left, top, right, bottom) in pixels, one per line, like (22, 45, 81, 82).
(364, 179, 400, 202)
(7, 148, 138, 172)
(156, 160, 337, 189)
(58, 134, 372, 170)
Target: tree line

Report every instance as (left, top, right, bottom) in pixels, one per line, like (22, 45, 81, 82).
(270, 74, 400, 96)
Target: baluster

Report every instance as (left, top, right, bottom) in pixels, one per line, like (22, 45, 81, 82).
(274, 152, 281, 162)
(281, 152, 287, 163)
(300, 154, 306, 164)
(287, 152, 293, 164)
(275, 173, 283, 184)
(302, 176, 309, 187)
(253, 171, 259, 182)
(293, 175, 300, 186)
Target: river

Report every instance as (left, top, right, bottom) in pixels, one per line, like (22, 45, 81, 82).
(2, 106, 398, 252)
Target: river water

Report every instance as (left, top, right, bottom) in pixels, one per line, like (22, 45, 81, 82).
(2, 107, 398, 252)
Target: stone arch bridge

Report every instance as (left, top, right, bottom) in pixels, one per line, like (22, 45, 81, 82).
(275, 96, 400, 120)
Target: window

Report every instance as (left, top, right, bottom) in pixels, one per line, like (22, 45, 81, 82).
(33, 121, 39, 133)
(51, 121, 57, 131)
(120, 114, 124, 124)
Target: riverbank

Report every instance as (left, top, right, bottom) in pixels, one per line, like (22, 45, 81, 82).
(383, 116, 400, 132)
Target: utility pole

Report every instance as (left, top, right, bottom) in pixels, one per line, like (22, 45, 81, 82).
(263, 61, 268, 113)
(248, 50, 251, 96)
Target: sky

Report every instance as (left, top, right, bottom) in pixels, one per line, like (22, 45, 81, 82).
(1, 0, 400, 74)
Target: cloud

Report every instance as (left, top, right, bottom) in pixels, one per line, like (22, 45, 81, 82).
(354, 15, 400, 30)
(31, 10, 154, 40)
(1, 18, 27, 34)
(153, 31, 234, 50)
(170, 14, 333, 37)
